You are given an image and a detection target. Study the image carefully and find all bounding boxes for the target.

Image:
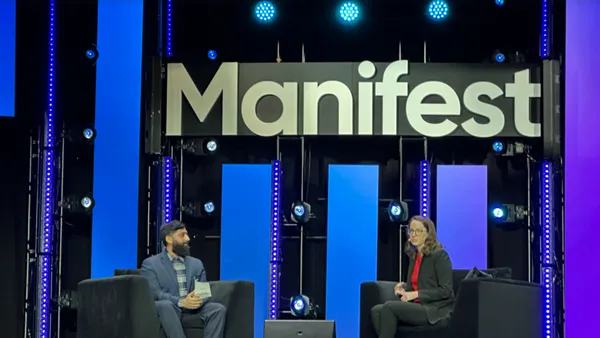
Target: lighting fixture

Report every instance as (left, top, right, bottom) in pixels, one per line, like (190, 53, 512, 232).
(289, 295, 317, 318)
(207, 50, 217, 60)
(338, 2, 360, 23)
(420, 160, 430, 218)
(166, 0, 173, 56)
(164, 157, 173, 224)
(182, 200, 216, 218)
(388, 200, 409, 223)
(269, 160, 281, 319)
(38, 2, 56, 336)
(62, 194, 96, 214)
(427, 0, 449, 21)
(85, 45, 99, 61)
(541, 161, 554, 338)
(290, 201, 311, 224)
(255, 1, 276, 22)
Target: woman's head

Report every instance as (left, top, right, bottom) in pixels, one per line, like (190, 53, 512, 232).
(405, 216, 442, 258)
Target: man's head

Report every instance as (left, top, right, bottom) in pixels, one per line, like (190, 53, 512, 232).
(161, 220, 190, 257)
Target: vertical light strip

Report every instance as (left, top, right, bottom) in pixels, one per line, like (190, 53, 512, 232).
(0, 0, 16, 117)
(91, 0, 144, 278)
(166, 0, 173, 56)
(540, 0, 549, 58)
(37, 1, 56, 337)
(420, 161, 430, 217)
(163, 157, 173, 224)
(541, 161, 554, 338)
(268, 160, 281, 319)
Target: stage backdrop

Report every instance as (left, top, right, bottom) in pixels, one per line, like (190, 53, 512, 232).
(436, 165, 488, 270)
(91, 0, 144, 278)
(326, 165, 379, 338)
(220, 164, 273, 338)
(0, 0, 16, 117)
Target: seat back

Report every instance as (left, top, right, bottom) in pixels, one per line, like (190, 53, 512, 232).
(451, 268, 511, 295)
(114, 268, 142, 276)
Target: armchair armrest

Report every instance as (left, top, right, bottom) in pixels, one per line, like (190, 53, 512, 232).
(452, 278, 542, 338)
(360, 281, 398, 338)
(77, 275, 161, 338)
(209, 280, 254, 338)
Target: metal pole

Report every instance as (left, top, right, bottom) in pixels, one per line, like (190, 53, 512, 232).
(398, 137, 403, 282)
(146, 164, 152, 256)
(299, 137, 305, 294)
(526, 156, 532, 282)
(56, 132, 66, 338)
(23, 135, 36, 338)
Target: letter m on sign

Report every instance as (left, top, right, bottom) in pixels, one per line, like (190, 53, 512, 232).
(166, 62, 238, 136)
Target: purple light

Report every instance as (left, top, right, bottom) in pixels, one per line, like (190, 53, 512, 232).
(420, 161, 429, 217)
(268, 160, 281, 319)
(541, 162, 553, 338)
(164, 157, 172, 223)
(38, 1, 56, 337)
(565, 4, 600, 338)
(540, 0, 549, 58)
(166, 0, 172, 56)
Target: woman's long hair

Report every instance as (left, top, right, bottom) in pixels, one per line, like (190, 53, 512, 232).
(404, 215, 443, 259)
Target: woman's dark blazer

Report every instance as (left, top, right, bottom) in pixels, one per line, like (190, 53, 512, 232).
(404, 247, 455, 324)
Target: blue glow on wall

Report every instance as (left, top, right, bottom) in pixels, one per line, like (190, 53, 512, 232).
(436, 165, 488, 269)
(326, 165, 379, 338)
(0, 0, 16, 117)
(221, 164, 272, 338)
(91, 0, 144, 278)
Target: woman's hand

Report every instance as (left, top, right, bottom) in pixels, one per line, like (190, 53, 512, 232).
(399, 290, 418, 302)
(394, 282, 406, 296)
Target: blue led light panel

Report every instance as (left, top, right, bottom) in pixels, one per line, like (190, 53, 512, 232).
(0, 0, 16, 117)
(91, 0, 144, 278)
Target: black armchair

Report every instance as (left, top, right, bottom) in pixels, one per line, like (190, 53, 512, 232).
(360, 268, 542, 338)
(77, 269, 254, 338)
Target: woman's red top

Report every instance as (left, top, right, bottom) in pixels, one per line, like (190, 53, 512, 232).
(410, 254, 423, 302)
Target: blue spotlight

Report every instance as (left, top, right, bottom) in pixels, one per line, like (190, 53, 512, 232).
(204, 201, 215, 214)
(85, 49, 96, 59)
(291, 201, 311, 224)
(388, 200, 409, 223)
(491, 205, 508, 222)
(207, 50, 217, 60)
(255, 1, 276, 22)
(495, 53, 505, 63)
(290, 295, 315, 318)
(492, 141, 504, 153)
(495, 0, 504, 6)
(427, 0, 449, 21)
(339, 2, 360, 23)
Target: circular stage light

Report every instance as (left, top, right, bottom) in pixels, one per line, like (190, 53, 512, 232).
(491, 206, 508, 221)
(206, 140, 217, 152)
(208, 50, 217, 60)
(495, 0, 504, 6)
(492, 141, 504, 153)
(85, 50, 96, 59)
(495, 53, 505, 63)
(339, 2, 360, 23)
(82, 127, 96, 141)
(81, 196, 94, 209)
(204, 202, 215, 214)
(255, 1, 276, 22)
(388, 200, 409, 223)
(427, 0, 449, 21)
(293, 205, 305, 217)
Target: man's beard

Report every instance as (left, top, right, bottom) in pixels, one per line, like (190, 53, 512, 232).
(172, 242, 190, 257)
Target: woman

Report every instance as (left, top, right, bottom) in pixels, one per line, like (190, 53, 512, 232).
(370, 216, 454, 338)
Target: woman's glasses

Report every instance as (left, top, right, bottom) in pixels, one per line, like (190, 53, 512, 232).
(406, 228, 425, 236)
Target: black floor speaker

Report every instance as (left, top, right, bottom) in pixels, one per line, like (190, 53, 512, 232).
(264, 320, 336, 338)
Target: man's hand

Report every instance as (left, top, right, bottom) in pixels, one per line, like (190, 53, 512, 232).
(180, 291, 202, 310)
(399, 290, 418, 302)
(394, 282, 406, 296)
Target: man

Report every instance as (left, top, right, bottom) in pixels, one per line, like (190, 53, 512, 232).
(142, 220, 226, 338)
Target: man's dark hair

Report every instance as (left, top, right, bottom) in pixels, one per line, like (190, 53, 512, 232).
(160, 220, 187, 246)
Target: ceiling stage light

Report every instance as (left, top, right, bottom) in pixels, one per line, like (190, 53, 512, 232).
(82, 127, 96, 141)
(427, 0, 449, 21)
(495, 53, 506, 63)
(207, 50, 217, 60)
(290, 295, 317, 319)
(204, 201, 215, 214)
(495, 0, 505, 6)
(339, 2, 361, 23)
(255, 1, 276, 22)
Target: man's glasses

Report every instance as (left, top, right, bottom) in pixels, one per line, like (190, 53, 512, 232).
(406, 228, 425, 236)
